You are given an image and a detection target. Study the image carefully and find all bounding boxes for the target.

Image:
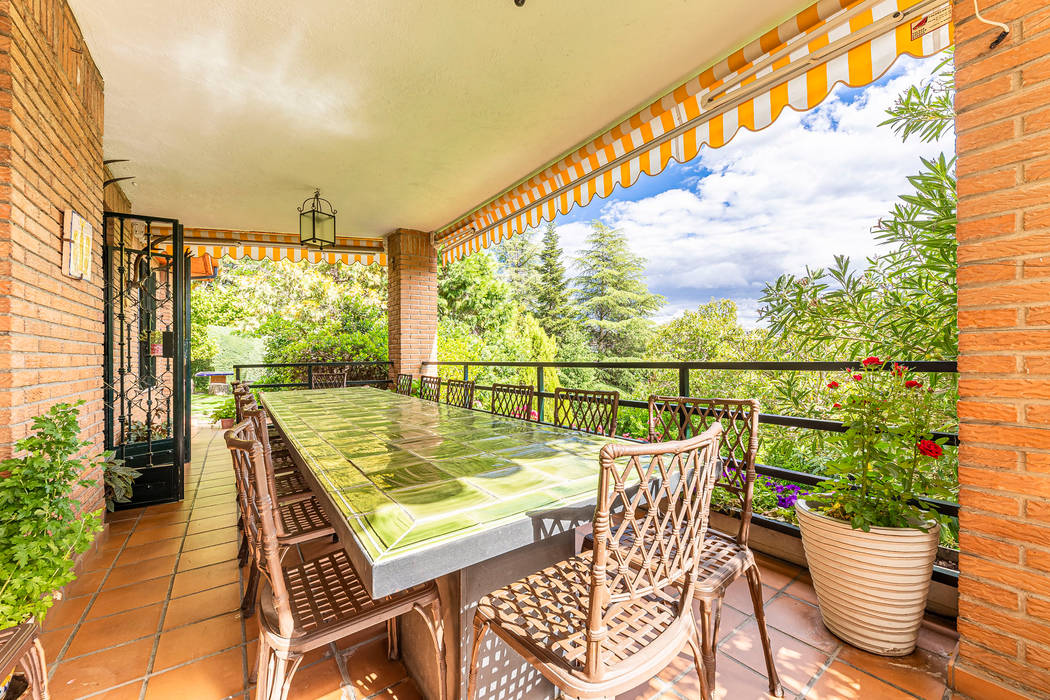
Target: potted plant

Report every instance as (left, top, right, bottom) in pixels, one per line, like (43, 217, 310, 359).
(102, 453, 141, 511)
(795, 357, 955, 656)
(211, 396, 237, 429)
(0, 403, 104, 671)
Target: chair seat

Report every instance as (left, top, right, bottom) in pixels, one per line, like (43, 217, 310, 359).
(694, 531, 751, 597)
(477, 553, 683, 675)
(260, 549, 436, 642)
(274, 468, 310, 500)
(278, 497, 335, 544)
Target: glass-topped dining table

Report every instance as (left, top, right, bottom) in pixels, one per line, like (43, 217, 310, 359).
(261, 386, 631, 700)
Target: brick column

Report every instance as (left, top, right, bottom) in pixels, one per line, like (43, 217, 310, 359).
(952, 2, 1050, 698)
(386, 228, 438, 384)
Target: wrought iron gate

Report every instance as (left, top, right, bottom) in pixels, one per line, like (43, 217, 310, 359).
(103, 213, 189, 506)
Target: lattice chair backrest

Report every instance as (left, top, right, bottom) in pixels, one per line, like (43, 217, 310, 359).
(395, 373, 413, 395)
(244, 408, 279, 474)
(224, 428, 295, 636)
(311, 367, 348, 389)
(491, 383, 536, 420)
(445, 379, 475, 409)
(585, 425, 722, 680)
(647, 396, 760, 544)
(234, 391, 258, 423)
(419, 375, 441, 402)
(223, 420, 263, 573)
(554, 387, 619, 436)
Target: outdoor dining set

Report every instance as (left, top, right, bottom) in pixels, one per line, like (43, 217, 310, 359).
(228, 375, 783, 700)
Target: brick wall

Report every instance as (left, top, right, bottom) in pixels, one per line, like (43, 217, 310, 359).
(953, 1, 1050, 697)
(387, 229, 437, 382)
(0, 0, 108, 512)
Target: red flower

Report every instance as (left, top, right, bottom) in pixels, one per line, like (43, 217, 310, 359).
(893, 363, 908, 376)
(853, 374, 863, 381)
(833, 403, 841, 408)
(861, 356, 881, 367)
(827, 381, 839, 389)
(905, 380, 923, 389)
(917, 440, 943, 458)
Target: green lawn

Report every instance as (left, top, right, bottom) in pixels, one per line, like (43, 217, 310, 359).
(191, 393, 230, 422)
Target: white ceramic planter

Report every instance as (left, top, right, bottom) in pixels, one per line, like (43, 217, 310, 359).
(795, 499, 939, 656)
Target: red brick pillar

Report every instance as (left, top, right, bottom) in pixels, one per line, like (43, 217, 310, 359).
(953, 1, 1050, 697)
(387, 228, 438, 384)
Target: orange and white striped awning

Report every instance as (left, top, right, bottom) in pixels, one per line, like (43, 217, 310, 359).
(435, 0, 953, 264)
(177, 229, 387, 266)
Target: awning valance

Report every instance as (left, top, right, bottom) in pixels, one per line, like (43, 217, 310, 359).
(435, 0, 952, 264)
(172, 228, 386, 266)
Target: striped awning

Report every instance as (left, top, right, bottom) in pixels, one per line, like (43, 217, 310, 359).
(177, 229, 387, 266)
(435, 0, 953, 264)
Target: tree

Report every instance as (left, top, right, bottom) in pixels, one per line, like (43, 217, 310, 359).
(494, 230, 542, 314)
(574, 222, 663, 357)
(533, 224, 577, 342)
(438, 254, 514, 336)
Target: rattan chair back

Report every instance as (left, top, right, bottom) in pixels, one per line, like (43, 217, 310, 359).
(648, 396, 760, 544)
(585, 425, 722, 679)
(444, 379, 475, 408)
(491, 383, 535, 419)
(395, 373, 413, 395)
(553, 387, 619, 436)
(419, 375, 441, 402)
(310, 367, 348, 389)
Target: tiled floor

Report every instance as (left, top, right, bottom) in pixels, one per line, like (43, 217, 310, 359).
(38, 427, 959, 700)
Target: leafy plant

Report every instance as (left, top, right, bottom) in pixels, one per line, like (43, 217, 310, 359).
(805, 358, 956, 531)
(103, 453, 141, 511)
(0, 403, 104, 627)
(210, 397, 237, 422)
(127, 419, 169, 443)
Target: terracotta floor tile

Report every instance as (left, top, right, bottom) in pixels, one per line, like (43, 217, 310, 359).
(763, 595, 841, 654)
(722, 620, 828, 696)
(49, 637, 153, 697)
(163, 582, 242, 629)
(137, 509, 193, 528)
(88, 576, 172, 619)
(691, 598, 750, 643)
(836, 644, 948, 700)
(711, 654, 788, 700)
(183, 526, 239, 552)
(286, 658, 346, 700)
(103, 519, 137, 536)
(754, 554, 802, 590)
(192, 503, 239, 521)
(783, 579, 819, 605)
(64, 603, 163, 658)
(106, 508, 142, 522)
(79, 546, 121, 572)
(171, 559, 241, 598)
(103, 554, 177, 589)
(372, 677, 425, 700)
(64, 570, 107, 599)
(723, 577, 777, 613)
(615, 674, 678, 700)
(88, 680, 147, 700)
(345, 638, 409, 698)
(144, 647, 246, 700)
(805, 660, 914, 699)
(39, 627, 71, 664)
(125, 523, 187, 548)
(153, 613, 245, 671)
(917, 620, 958, 657)
(177, 541, 239, 572)
(41, 593, 92, 631)
(194, 492, 237, 508)
(187, 513, 239, 535)
(116, 538, 183, 567)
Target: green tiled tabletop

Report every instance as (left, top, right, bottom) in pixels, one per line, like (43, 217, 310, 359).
(261, 387, 627, 596)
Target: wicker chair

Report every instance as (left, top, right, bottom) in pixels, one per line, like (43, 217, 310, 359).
(310, 366, 347, 389)
(225, 430, 447, 700)
(491, 383, 535, 420)
(395, 373, 413, 395)
(444, 379, 475, 409)
(0, 623, 47, 700)
(645, 396, 782, 696)
(419, 375, 441, 402)
(224, 419, 336, 615)
(467, 425, 723, 699)
(553, 387, 619, 436)
(244, 409, 311, 504)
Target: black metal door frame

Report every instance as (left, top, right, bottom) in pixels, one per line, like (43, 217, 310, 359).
(103, 213, 189, 506)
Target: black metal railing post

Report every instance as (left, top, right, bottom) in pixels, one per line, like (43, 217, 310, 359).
(536, 364, 545, 422)
(678, 366, 690, 397)
(307, 365, 314, 389)
(463, 364, 470, 382)
(235, 367, 241, 381)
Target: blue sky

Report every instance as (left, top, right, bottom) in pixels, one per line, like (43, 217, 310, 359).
(504, 53, 953, 327)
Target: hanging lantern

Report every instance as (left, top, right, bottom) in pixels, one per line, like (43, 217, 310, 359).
(298, 189, 337, 249)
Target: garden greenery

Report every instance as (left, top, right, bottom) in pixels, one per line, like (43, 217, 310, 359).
(0, 403, 103, 627)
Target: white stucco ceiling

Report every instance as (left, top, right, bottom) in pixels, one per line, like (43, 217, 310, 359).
(71, 1, 810, 238)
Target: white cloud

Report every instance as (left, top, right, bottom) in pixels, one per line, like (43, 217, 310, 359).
(552, 55, 953, 328)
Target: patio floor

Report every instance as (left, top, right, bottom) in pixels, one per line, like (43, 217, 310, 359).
(39, 427, 959, 700)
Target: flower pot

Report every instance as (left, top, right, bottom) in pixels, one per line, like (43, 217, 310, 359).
(150, 343, 163, 356)
(795, 499, 939, 656)
(220, 418, 235, 429)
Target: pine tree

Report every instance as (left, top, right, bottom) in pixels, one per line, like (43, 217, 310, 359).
(534, 224, 576, 341)
(575, 221, 663, 357)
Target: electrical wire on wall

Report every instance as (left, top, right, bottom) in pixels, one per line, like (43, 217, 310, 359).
(973, 0, 1010, 49)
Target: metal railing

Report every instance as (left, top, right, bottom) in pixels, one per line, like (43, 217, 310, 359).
(233, 361, 392, 390)
(423, 358, 960, 586)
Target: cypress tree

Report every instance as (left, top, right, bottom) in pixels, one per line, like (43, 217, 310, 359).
(535, 224, 576, 341)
